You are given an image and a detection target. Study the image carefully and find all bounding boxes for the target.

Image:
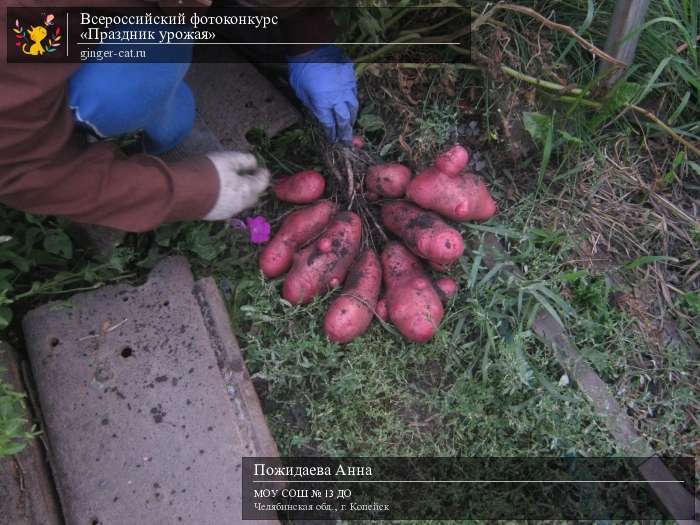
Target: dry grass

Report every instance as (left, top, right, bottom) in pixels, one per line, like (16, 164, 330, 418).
(347, 0, 699, 463)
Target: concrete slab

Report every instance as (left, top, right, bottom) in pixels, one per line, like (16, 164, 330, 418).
(165, 50, 300, 160)
(160, 113, 224, 162)
(0, 342, 62, 525)
(22, 257, 279, 525)
(183, 48, 301, 152)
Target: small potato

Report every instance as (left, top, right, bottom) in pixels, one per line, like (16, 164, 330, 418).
(366, 163, 412, 199)
(273, 170, 325, 204)
(434, 277, 458, 302)
(352, 135, 366, 149)
(435, 144, 470, 176)
(324, 250, 382, 343)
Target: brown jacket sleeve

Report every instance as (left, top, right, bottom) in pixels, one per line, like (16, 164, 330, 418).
(0, 142, 219, 234)
(0, 2, 219, 233)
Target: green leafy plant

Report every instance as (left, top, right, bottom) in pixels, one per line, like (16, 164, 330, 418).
(0, 211, 82, 331)
(0, 366, 35, 457)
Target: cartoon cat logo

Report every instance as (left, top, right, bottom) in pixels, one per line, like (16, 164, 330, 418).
(24, 25, 48, 55)
(12, 14, 62, 56)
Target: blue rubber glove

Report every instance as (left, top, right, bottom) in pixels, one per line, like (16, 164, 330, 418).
(288, 45, 359, 145)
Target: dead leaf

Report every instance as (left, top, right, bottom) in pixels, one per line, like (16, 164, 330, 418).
(397, 67, 419, 105)
(440, 66, 457, 97)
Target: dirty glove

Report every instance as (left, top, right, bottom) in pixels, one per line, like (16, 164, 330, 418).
(288, 45, 359, 145)
(203, 152, 270, 220)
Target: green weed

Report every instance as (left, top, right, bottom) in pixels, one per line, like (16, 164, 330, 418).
(0, 361, 35, 457)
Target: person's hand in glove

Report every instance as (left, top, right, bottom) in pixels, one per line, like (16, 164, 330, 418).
(203, 151, 270, 220)
(288, 45, 359, 145)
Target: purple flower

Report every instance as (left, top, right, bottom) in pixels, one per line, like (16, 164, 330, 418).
(227, 215, 271, 244)
(245, 216, 271, 244)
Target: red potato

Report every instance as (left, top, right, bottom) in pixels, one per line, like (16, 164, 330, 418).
(273, 170, 325, 204)
(282, 212, 362, 305)
(366, 163, 412, 199)
(406, 167, 497, 222)
(435, 144, 469, 176)
(352, 135, 366, 149)
(434, 277, 458, 303)
(376, 298, 388, 321)
(381, 201, 464, 267)
(259, 200, 336, 278)
(323, 250, 382, 343)
(381, 242, 444, 343)
(382, 241, 423, 286)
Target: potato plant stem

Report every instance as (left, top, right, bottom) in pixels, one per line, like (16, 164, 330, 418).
(342, 148, 356, 209)
(396, 63, 481, 71)
(497, 66, 700, 158)
(473, 3, 626, 67)
(398, 13, 463, 38)
(500, 65, 585, 95)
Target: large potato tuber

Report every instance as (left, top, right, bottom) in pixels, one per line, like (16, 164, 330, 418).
(434, 144, 469, 176)
(259, 200, 336, 278)
(381, 201, 464, 267)
(381, 242, 444, 342)
(273, 170, 325, 204)
(323, 249, 382, 343)
(366, 163, 412, 199)
(406, 167, 496, 222)
(282, 211, 362, 305)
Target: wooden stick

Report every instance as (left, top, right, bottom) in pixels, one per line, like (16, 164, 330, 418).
(600, 0, 651, 85)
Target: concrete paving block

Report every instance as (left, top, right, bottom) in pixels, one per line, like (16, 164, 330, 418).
(184, 49, 301, 152)
(162, 51, 299, 161)
(160, 113, 224, 162)
(0, 342, 62, 525)
(22, 257, 279, 525)
(193, 277, 278, 460)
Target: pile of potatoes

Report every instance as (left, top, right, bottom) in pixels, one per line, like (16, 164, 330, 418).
(259, 145, 497, 343)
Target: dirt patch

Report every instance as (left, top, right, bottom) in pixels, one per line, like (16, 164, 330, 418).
(399, 400, 441, 434)
(612, 288, 663, 346)
(408, 359, 448, 393)
(574, 237, 616, 274)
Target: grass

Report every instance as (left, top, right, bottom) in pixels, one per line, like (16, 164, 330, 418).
(235, 177, 681, 458)
(0, 0, 697, 510)
(236, 0, 699, 463)
(0, 360, 36, 457)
